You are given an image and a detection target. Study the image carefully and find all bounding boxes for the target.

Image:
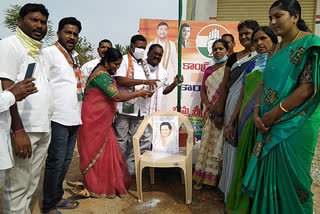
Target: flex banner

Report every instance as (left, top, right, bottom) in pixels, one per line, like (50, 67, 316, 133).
(139, 19, 241, 141)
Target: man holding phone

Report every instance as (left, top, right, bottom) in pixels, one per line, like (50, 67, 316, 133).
(0, 3, 51, 214)
(0, 78, 38, 184)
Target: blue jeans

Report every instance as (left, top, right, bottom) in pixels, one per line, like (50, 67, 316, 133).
(42, 121, 79, 213)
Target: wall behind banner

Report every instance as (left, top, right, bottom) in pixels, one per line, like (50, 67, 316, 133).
(139, 19, 240, 141)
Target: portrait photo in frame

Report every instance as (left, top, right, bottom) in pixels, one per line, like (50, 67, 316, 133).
(152, 116, 179, 156)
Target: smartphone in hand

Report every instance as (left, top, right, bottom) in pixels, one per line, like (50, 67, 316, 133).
(24, 63, 36, 79)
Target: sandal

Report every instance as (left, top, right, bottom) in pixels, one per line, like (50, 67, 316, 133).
(66, 180, 83, 188)
(44, 209, 62, 214)
(70, 184, 90, 198)
(56, 199, 79, 210)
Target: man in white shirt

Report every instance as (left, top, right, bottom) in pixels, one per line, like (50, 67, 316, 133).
(113, 35, 158, 175)
(146, 44, 183, 114)
(145, 22, 178, 83)
(42, 17, 82, 214)
(175, 23, 192, 48)
(0, 78, 38, 184)
(81, 39, 112, 83)
(0, 4, 51, 214)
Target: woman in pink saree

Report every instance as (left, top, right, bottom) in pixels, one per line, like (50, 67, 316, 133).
(77, 48, 152, 198)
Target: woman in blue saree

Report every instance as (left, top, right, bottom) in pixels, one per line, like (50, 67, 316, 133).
(242, 1, 320, 213)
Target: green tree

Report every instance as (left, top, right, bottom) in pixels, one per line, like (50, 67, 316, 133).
(115, 43, 130, 55)
(3, 4, 54, 44)
(74, 36, 94, 66)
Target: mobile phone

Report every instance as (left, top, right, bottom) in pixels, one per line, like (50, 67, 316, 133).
(24, 63, 36, 79)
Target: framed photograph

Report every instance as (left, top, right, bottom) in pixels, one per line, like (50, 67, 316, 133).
(152, 116, 179, 155)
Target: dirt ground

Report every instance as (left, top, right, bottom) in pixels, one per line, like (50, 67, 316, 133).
(0, 143, 319, 214)
(0, 149, 224, 214)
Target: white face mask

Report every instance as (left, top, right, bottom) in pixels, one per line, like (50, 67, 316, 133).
(132, 47, 145, 60)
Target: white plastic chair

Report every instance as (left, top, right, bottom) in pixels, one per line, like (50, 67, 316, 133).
(133, 111, 194, 204)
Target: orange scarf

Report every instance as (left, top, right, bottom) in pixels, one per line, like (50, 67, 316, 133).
(54, 42, 85, 101)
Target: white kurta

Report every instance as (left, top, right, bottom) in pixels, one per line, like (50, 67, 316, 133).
(114, 54, 151, 117)
(81, 57, 100, 84)
(148, 65, 169, 114)
(0, 89, 15, 170)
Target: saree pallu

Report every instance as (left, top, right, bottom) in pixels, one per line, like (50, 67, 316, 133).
(193, 66, 225, 186)
(219, 52, 257, 202)
(242, 35, 320, 214)
(78, 88, 131, 198)
(226, 70, 263, 214)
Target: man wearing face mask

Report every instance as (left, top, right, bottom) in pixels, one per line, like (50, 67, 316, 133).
(145, 22, 178, 88)
(146, 44, 184, 114)
(81, 39, 112, 84)
(113, 35, 158, 175)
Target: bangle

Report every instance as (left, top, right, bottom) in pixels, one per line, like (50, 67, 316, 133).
(13, 129, 25, 137)
(215, 112, 224, 118)
(253, 104, 261, 108)
(279, 102, 289, 113)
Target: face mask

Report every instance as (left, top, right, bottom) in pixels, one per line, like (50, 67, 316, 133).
(255, 52, 268, 72)
(132, 47, 145, 60)
(148, 63, 158, 72)
(213, 55, 228, 64)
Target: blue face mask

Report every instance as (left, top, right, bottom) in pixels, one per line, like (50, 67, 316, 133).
(212, 55, 228, 64)
(255, 52, 268, 72)
(148, 64, 158, 72)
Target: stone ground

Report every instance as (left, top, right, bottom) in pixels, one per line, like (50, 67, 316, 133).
(0, 138, 319, 214)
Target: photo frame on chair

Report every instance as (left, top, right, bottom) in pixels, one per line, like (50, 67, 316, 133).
(152, 116, 179, 155)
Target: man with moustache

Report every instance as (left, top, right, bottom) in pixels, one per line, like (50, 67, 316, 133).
(113, 35, 158, 175)
(81, 39, 112, 83)
(42, 17, 83, 214)
(0, 3, 51, 214)
(146, 44, 184, 114)
(145, 22, 178, 84)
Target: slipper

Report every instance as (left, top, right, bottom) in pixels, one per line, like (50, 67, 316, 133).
(66, 180, 83, 188)
(70, 185, 90, 198)
(56, 199, 79, 210)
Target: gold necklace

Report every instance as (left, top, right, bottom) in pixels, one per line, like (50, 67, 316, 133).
(279, 30, 301, 50)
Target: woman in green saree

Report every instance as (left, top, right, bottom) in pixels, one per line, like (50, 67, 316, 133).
(225, 26, 278, 214)
(242, 1, 320, 213)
